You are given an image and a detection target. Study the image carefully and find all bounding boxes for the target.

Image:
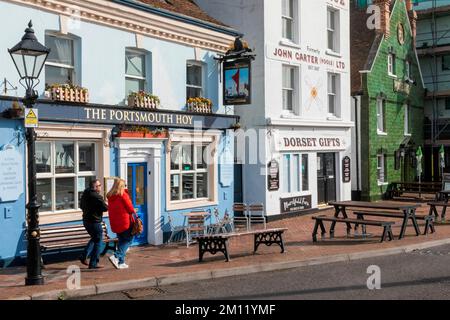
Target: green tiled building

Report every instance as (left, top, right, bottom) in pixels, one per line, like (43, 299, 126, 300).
(351, 0, 425, 201)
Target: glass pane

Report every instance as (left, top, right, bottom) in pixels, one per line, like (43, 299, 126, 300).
(11, 53, 26, 78)
(135, 165, 146, 206)
(55, 177, 75, 211)
(170, 174, 180, 201)
(196, 172, 208, 198)
(182, 173, 194, 199)
(37, 179, 52, 212)
(187, 86, 202, 99)
(328, 94, 335, 114)
(45, 65, 72, 86)
(36, 142, 51, 173)
(282, 0, 293, 17)
(283, 67, 292, 88)
(46, 35, 74, 66)
(282, 18, 293, 40)
(196, 145, 207, 169)
(125, 52, 145, 77)
(79, 143, 95, 172)
(127, 167, 133, 193)
(33, 54, 47, 78)
(171, 145, 181, 171)
(187, 64, 202, 87)
(283, 155, 290, 192)
(328, 10, 335, 29)
(23, 55, 36, 79)
(126, 78, 145, 95)
(77, 176, 95, 206)
(283, 89, 293, 111)
(302, 154, 309, 191)
(182, 145, 193, 171)
(328, 30, 335, 50)
(292, 154, 299, 192)
(55, 141, 74, 174)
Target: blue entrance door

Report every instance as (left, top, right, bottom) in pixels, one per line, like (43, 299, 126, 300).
(127, 163, 148, 245)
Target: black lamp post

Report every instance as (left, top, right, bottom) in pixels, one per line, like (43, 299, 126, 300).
(8, 21, 50, 286)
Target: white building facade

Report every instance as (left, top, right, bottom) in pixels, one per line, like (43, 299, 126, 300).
(196, 0, 353, 217)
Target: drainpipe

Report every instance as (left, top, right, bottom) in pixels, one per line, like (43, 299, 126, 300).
(353, 96, 361, 195)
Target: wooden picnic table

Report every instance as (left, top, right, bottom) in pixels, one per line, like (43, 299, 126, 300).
(389, 181, 441, 199)
(328, 201, 421, 239)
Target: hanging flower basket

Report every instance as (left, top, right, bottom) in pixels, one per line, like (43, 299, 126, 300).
(187, 97, 213, 113)
(128, 91, 160, 109)
(46, 84, 89, 103)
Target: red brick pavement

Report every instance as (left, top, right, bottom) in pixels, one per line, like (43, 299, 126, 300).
(1, 201, 449, 299)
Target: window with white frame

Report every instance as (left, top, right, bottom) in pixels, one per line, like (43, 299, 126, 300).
(282, 153, 309, 193)
(377, 97, 386, 133)
(327, 73, 340, 116)
(404, 104, 411, 135)
(45, 34, 76, 86)
(327, 8, 339, 53)
(186, 61, 204, 99)
(405, 60, 412, 80)
(282, 65, 296, 112)
(377, 153, 387, 184)
(36, 140, 97, 213)
(125, 49, 147, 95)
(282, 0, 295, 42)
(388, 53, 396, 76)
(169, 144, 209, 201)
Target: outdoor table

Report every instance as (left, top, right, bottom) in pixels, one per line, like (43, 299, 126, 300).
(328, 201, 421, 239)
(437, 190, 450, 203)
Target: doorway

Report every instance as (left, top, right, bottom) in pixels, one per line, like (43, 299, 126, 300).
(127, 163, 148, 245)
(317, 153, 337, 205)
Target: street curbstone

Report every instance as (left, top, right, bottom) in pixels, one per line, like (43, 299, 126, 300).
(402, 239, 450, 253)
(96, 277, 157, 295)
(304, 254, 350, 266)
(156, 270, 213, 286)
(31, 289, 64, 300)
(61, 285, 97, 299)
(211, 265, 262, 279)
(347, 247, 405, 261)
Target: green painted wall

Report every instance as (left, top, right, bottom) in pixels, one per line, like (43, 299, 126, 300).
(360, 0, 425, 201)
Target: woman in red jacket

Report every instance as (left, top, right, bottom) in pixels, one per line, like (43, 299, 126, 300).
(106, 178, 136, 269)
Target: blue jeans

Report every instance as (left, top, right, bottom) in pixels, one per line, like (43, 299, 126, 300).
(83, 221, 104, 268)
(114, 227, 133, 264)
(80, 241, 93, 261)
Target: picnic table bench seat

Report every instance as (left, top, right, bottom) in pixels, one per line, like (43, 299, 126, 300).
(194, 228, 287, 262)
(353, 211, 435, 235)
(40, 222, 118, 264)
(312, 215, 395, 243)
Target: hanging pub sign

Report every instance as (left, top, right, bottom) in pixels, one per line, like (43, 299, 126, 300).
(342, 156, 351, 183)
(267, 159, 280, 191)
(280, 195, 312, 214)
(223, 58, 252, 105)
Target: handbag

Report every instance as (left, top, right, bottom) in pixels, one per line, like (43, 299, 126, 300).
(131, 212, 144, 236)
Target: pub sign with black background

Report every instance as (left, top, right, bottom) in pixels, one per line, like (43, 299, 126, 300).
(342, 156, 351, 183)
(280, 195, 312, 214)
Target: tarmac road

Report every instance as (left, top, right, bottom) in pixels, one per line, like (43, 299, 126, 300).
(80, 244, 450, 300)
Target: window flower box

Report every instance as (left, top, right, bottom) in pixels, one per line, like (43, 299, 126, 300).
(46, 84, 89, 103)
(117, 131, 144, 138)
(128, 91, 160, 109)
(143, 129, 168, 139)
(187, 97, 213, 113)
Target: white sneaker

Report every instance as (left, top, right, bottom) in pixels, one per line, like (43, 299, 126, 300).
(118, 263, 129, 269)
(109, 255, 119, 269)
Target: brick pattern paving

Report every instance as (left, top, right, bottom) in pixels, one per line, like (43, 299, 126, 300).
(1, 201, 449, 299)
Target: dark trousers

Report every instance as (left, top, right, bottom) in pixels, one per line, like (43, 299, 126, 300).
(83, 221, 104, 268)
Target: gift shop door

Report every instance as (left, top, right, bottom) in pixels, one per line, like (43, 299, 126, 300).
(317, 153, 337, 205)
(127, 163, 148, 246)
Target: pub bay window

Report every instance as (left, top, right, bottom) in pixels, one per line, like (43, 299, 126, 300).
(186, 61, 204, 99)
(282, 153, 309, 193)
(45, 33, 76, 86)
(170, 144, 209, 201)
(282, 0, 295, 42)
(282, 65, 296, 113)
(36, 141, 97, 213)
(126, 49, 148, 95)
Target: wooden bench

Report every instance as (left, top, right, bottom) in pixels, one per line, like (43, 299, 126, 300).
(194, 228, 287, 262)
(353, 211, 435, 236)
(427, 201, 450, 221)
(312, 215, 395, 243)
(388, 182, 441, 200)
(40, 222, 118, 263)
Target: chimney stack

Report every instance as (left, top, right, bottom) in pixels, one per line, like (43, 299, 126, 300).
(373, 0, 392, 38)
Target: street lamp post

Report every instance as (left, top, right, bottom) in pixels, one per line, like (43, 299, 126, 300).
(8, 21, 50, 286)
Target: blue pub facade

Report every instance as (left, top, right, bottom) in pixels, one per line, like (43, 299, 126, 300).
(0, 0, 240, 267)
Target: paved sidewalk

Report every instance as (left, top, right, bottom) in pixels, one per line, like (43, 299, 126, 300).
(1, 201, 450, 300)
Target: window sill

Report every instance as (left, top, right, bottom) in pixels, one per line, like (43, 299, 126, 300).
(377, 130, 387, 136)
(404, 133, 412, 137)
(166, 198, 218, 211)
(325, 49, 341, 58)
(388, 74, 397, 79)
(281, 112, 299, 118)
(377, 182, 389, 187)
(279, 40, 301, 49)
(327, 115, 342, 121)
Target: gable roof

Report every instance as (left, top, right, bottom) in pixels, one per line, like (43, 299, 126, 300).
(350, 4, 378, 94)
